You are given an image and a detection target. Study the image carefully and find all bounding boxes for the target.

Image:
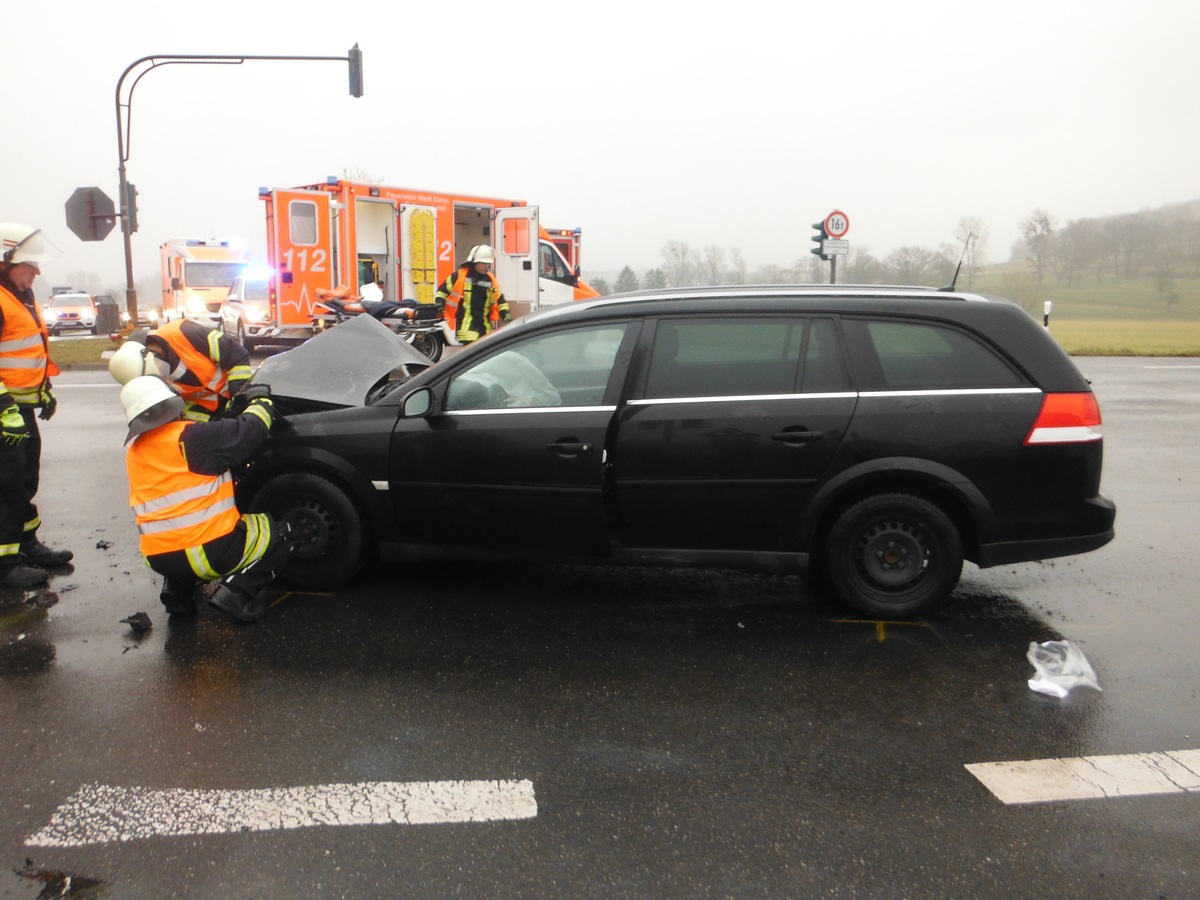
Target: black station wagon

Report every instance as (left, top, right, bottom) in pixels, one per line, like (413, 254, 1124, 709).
(239, 286, 1116, 617)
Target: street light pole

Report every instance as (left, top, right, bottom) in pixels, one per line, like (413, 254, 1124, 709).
(114, 48, 363, 325)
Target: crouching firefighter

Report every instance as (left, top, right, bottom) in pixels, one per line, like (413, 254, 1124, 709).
(119, 375, 292, 622)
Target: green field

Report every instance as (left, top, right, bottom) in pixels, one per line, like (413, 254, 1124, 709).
(964, 269, 1200, 356)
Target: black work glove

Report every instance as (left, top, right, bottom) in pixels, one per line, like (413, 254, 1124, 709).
(38, 382, 57, 421)
(241, 382, 271, 403)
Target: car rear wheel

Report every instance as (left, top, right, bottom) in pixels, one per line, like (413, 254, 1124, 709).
(251, 472, 367, 589)
(824, 493, 963, 618)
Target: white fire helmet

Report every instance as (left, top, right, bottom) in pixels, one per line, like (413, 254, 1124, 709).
(109, 340, 169, 385)
(0, 223, 62, 265)
(120, 376, 184, 443)
(466, 244, 495, 265)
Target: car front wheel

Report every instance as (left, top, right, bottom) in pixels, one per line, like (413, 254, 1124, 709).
(251, 472, 367, 589)
(824, 493, 963, 618)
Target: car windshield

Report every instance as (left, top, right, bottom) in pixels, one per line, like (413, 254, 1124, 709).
(244, 280, 270, 301)
(48, 295, 90, 307)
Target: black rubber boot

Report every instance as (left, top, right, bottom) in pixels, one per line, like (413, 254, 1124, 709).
(206, 585, 268, 623)
(159, 576, 196, 616)
(0, 563, 50, 588)
(20, 541, 73, 567)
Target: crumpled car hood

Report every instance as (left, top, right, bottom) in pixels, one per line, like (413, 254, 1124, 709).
(249, 314, 431, 407)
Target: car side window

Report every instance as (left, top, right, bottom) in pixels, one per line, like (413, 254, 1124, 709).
(847, 319, 1024, 390)
(446, 324, 629, 411)
(643, 318, 805, 399)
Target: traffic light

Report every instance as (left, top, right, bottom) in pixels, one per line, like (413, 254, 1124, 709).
(348, 44, 364, 97)
(810, 221, 827, 259)
(125, 182, 139, 235)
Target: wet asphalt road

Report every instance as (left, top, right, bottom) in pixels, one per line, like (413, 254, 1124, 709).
(0, 357, 1197, 897)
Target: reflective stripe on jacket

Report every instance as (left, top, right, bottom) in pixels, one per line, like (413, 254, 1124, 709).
(126, 420, 241, 555)
(153, 320, 229, 413)
(0, 284, 59, 405)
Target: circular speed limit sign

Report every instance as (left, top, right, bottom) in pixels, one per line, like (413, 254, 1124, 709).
(824, 210, 850, 238)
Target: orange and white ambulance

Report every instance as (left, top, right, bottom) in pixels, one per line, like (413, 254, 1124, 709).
(160, 238, 249, 327)
(256, 177, 600, 344)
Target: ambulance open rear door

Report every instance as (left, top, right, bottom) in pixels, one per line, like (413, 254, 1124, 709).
(494, 206, 539, 318)
(267, 188, 334, 337)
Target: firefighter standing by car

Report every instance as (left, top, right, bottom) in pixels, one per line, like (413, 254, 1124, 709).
(0, 223, 73, 589)
(119, 374, 292, 622)
(108, 319, 252, 421)
(435, 244, 511, 344)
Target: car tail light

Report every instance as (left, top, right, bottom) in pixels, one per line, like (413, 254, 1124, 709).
(1024, 392, 1103, 445)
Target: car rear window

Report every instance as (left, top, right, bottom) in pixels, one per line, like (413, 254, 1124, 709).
(844, 319, 1024, 390)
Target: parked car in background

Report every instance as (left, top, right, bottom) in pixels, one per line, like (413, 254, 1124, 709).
(220, 273, 271, 350)
(42, 291, 97, 335)
(236, 286, 1116, 619)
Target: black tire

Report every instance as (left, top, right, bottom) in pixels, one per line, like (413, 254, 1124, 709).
(236, 321, 256, 352)
(410, 331, 444, 362)
(824, 493, 963, 618)
(51, 325, 60, 336)
(250, 472, 367, 589)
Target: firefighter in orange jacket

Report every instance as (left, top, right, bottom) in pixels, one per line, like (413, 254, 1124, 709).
(112, 319, 252, 421)
(120, 375, 291, 622)
(435, 244, 511, 344)
(0, 223, 73, 590)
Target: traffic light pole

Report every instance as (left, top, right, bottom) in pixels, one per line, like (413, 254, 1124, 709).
(114, 48, 363, 325)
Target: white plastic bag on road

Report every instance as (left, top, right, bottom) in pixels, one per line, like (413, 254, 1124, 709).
(1027, 640, 1102, 698)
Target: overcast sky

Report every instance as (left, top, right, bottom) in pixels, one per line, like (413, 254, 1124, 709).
(7, 0, 1199, 295)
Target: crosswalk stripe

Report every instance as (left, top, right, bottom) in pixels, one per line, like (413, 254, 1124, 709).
(25, 779, 537, 847)
(966, 749, 1200, 805)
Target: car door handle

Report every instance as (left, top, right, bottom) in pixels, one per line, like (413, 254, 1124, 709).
(546, 440, 592, 456)
(771, 429, 822, 444)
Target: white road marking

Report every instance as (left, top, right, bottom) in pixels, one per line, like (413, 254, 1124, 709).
(25, 779, 537, 847)
(966, 749, 1200, 805)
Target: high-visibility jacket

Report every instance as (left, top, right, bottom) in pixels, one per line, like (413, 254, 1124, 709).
(151, 319, 249, 416)
(0, 283, 59, 407)
(435, 266, 509, 343)
(127, 420, 240, 556)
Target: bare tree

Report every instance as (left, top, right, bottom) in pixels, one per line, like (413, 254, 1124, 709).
(661, 240, 695, 287)
(1019, 209, 1056, 287)
(884, 246, 949, 285)
(700, 245, 726, 286)
(342, 167, 386, 183)
(729, 247, 747, 285)
(953, 217, 988, 287)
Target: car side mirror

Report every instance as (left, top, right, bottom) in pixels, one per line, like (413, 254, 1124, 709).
(402, 387, 432, 418)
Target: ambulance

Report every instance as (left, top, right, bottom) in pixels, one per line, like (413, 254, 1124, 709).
(160, 238, 249, 327)
(256, 177, 600, 345)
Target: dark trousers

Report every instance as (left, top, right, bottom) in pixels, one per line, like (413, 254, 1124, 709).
(146, 514, 293, 604)
(0, 409, 41, 573)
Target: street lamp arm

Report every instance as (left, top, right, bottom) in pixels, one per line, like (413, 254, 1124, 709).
(112, 49, 362, 326)
(116, 57, 245, 165)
